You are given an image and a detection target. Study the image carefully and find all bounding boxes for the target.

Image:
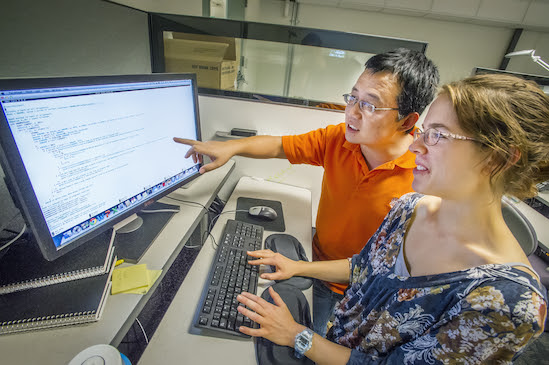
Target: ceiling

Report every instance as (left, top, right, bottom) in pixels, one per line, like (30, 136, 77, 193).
(297, 0, 549, 32)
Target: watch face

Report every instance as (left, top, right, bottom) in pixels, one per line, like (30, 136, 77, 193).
(295, 328, 313, 355)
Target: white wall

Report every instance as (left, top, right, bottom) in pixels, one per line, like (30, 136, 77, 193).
(297, 5, 511, 84)
(249, 3, 549, 84)
(257, 2, 549, 80)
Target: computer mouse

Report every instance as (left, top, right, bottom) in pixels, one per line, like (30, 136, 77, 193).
(248, 206, 278, 221)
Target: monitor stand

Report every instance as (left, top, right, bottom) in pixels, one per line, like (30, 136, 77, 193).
(116, 216, 144, 234)
(113, 202, 180, 263)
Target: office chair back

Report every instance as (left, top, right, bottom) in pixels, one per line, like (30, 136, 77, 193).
(501, 198, 538, 257)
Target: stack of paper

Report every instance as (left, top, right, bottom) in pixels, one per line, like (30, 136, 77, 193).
(111, 264, 162, 295)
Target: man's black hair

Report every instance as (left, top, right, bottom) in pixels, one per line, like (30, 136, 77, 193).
(365, 48, 439, 121)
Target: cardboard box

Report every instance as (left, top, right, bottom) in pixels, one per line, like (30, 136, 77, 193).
(164, 33, 238, 90)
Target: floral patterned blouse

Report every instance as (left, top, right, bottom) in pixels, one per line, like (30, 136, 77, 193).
(328, 193, 547, 364)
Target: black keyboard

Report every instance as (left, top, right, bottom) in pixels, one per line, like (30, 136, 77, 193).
(195, 219, 263, 337)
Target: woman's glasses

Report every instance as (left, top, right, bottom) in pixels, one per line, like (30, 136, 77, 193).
(414, 128, 479, 146)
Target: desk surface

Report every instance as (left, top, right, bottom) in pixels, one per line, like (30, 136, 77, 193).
(0, 161, 234, 365)
(138, 176, 313, 365)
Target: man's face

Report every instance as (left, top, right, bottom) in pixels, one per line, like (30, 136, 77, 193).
(344, 70, 403, 148)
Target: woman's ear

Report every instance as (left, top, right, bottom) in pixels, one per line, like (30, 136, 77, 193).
(508, 146, 521, 165)
(481, 146, 522, 178)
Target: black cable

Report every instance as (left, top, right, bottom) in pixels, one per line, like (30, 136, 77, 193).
(186, 209, 245, 250)
(206, 210, 248, 249)
(165, 196, 208, 211)
(2, 228, 21, 235)
(0, 223, 27, 251)
(0, 210, 23, 236)
(210, 196, 226, 216)
(164, 196, 213, 248)
(204, 229, 217, 249)
(166, 195, 227, 249)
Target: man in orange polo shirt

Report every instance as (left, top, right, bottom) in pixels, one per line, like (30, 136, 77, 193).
(175, 48, 439, 336)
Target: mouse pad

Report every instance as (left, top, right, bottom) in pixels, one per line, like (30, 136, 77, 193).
(236, 197, 285, 232)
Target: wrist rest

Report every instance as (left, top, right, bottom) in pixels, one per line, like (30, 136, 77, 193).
(264, 234, 313, 290)
(255, 283, 314, 365)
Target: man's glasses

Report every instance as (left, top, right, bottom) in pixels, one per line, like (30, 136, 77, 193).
(342, 94, 399, 114)
(414, 128, 479, 146)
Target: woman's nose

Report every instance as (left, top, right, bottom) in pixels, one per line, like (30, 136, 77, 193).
(409, 133, 426, 154)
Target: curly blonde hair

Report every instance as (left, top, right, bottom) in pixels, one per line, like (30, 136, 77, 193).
(441, 74, 549, 199)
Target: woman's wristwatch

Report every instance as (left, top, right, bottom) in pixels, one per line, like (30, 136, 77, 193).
(294, 328, 314, 358)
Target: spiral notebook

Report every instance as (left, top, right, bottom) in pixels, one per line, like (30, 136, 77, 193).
(0, 257, 115, 335)
(0, 229, 115, 295)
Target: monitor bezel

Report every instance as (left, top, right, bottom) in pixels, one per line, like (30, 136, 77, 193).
(0, 73, 202, 261)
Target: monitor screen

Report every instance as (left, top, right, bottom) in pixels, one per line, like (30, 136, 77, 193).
(0, 73, 202, 261)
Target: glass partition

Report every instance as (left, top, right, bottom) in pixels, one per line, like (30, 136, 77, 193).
(150, 14, 428, 109)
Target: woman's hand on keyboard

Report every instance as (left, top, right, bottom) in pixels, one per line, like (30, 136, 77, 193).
(247, 249, 299, 281)
(236, 286, 304, 346)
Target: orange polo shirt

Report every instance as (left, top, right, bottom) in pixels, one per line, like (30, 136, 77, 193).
(282, 123, 416, 294)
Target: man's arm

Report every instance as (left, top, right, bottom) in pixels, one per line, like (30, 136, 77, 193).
(247, 249, 351, 284)
(174, 135, 285, 173)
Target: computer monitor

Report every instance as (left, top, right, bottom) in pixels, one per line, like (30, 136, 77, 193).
(0, 73, 202, 261)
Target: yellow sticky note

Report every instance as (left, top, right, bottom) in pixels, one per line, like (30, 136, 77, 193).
(120, 270, 162, 295)
(149, 269, 161, 286)
(111, 264, 150, 294)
